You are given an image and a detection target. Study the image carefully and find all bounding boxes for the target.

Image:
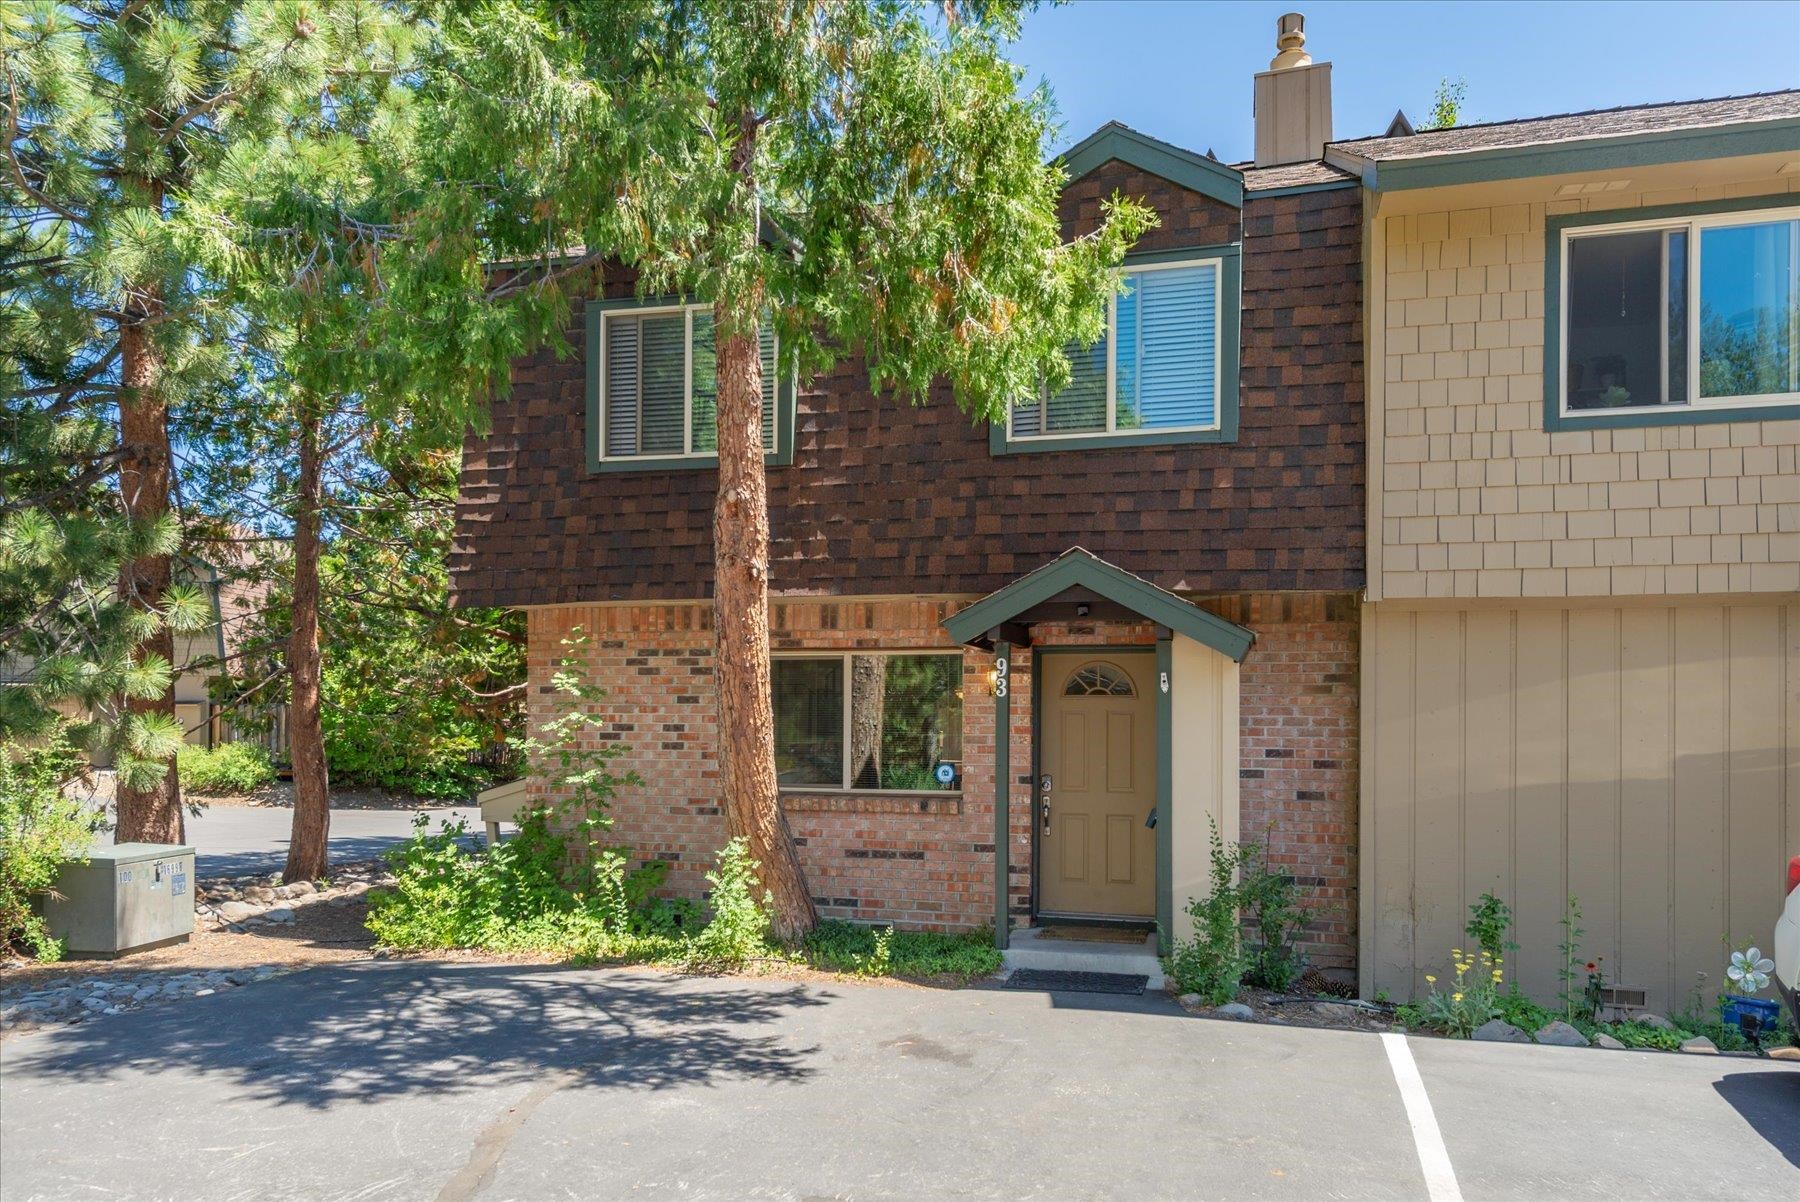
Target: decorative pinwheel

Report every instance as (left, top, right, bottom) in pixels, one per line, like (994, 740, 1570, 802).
(1726, 947, 1774, 995)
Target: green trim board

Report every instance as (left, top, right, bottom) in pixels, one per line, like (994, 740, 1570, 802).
(993, 640, 1012, 950)
(584, 296, 797, 474)
(1356, 118, 1800, 192)
(1542, 192, 1800, 432)
(989, 245, 1242, 456)
(1059, 122, 1244, 209)
(942, 548, 1255, 663)
(1154, 635, 1173, 953)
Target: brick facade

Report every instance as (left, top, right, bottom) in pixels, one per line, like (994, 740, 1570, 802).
(525, 593, 1359, 969)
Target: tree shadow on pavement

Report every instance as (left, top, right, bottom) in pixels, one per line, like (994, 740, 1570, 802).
(1713, 1069, 1800, 1168)
(5, 961, 827, 1109)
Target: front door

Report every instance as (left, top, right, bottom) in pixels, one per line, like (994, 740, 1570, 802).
(1038, 654, 1157, 919)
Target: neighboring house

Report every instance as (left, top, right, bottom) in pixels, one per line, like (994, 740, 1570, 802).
(453, 20, 1364, 967)
(173, 558, 287, 756)
(1345, 93, 1800, 1009)
(2, 555, 288, 760)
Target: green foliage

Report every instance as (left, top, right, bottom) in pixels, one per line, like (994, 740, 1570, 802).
(1494, 987, 1555, 1035)
(1166, 822, 1310, 999)
(1557, 895, 1595, 1020)
(1465, 892, 1517, 961)
(1167, 819, 1251, 1005)
(0, 729, 104, 961)
(1416, 948, 1505, 1038)
(2, 0, 419, 798)
(176, 741, 277, 795)
(686, 838, 774, 968)
(801, 919, 1001, 981)
(1422, 77, 1467, 131)
(1240, 841, 1310, 992)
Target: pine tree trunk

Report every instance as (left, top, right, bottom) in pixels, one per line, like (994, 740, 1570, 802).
(849, 656, 884, 789)
(113, 294, 184, 845)
(710, 111, 816, 942)
(283, 406, 331, 882)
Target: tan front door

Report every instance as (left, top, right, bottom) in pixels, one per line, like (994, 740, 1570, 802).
(1038, 654, 1157, 918)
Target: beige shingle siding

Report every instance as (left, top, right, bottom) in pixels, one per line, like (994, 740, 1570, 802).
(1374, 183, 1800, 600)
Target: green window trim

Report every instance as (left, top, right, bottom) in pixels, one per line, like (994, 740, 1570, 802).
(990, 244, 1242, 456)
(584, 296, 797, 474)
(1543, 193, 1800, 432)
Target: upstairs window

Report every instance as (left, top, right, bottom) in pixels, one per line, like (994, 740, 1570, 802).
(1558, 206, 1799, 418)
(1009, 255, 1229, 442)
(598, 302, 778, 461)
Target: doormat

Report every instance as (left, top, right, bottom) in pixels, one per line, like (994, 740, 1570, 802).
(1033, 925, 1150, 945)
(1003, 969, 1148, 996)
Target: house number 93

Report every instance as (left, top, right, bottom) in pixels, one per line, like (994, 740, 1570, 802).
(993, 656, 1009, 698)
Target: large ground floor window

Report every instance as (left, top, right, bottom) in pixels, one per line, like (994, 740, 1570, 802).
(771, 652, 964, 792)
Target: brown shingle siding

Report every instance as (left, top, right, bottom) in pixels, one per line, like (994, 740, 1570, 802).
(451, 171, 1364, 607)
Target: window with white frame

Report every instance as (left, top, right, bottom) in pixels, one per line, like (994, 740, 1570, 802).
(600, 303, 779, 459)
(1009, 256, 1224, 439)
(771, 653, 964, 792)
(1560, 206, 1799, 415)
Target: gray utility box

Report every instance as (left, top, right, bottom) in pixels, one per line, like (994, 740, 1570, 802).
(41, 843, 196, 957)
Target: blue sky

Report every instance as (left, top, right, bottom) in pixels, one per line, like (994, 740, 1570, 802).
(1009, 1, 1800, 162)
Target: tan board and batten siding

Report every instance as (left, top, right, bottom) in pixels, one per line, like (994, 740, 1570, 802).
(1362, 153, 1800, 1009)
(1363, 599, 1799, 1011)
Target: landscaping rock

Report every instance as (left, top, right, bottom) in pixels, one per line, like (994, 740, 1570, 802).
(1534, 1020, 1589, 1047)
(1473, 1019, 1531, 1043)
(1215, 1002, 1255, 1021)
(262, 907, 296, 924)
(1679, 1036, 1717, 1055)
(218, 900, 257, 923)
(287, 880, 316, 896)
(1768, 1046, 1800, 1061)
(1177, 993, 1202, 1008)
(1635, 1012, 1677, 1031)
(1592, 1033, 1627, 1050)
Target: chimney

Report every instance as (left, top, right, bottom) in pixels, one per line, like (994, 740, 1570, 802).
(1253, 13, 1333, 166)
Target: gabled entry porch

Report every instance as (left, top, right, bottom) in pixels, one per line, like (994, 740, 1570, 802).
(943, 549, 1254, 952)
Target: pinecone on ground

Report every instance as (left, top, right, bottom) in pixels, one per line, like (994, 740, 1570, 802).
(1299, 967, 1356, 999)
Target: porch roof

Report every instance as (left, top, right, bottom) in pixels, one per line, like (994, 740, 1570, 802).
(941, 548, 1255, 663)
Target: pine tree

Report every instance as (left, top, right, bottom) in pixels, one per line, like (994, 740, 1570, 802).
(3, 1, 374, 841)
(450, 0, 1153, 938)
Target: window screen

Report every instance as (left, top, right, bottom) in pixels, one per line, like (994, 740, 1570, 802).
(1011, 257, 1223, 439)
(602, 306, 780, 458)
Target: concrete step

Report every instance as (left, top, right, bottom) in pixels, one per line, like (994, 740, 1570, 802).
(1001, 928, 1166, 991)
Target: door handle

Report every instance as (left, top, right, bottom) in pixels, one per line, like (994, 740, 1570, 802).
(1041, 802, 1052, 832)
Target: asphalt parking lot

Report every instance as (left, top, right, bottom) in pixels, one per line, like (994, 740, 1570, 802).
(1, 960, 1795, 1201)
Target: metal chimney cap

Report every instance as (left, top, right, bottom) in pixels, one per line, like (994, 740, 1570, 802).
(1270, 12, 1312, 69)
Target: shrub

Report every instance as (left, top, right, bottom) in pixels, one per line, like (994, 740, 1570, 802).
(177, 741, 276, 795)
(1416, 948, 1504, 1037)
(1166, 819, 1251, 1005)
(686, 838, 773, 967)
(1, 731, 104, 960)
(801, 919, 1002, 981)
(1240, 841, 1309, 991)
(1465, 892, 1517, 961)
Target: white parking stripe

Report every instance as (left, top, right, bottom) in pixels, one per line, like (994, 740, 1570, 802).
(1381, 1032, 1465, 1202)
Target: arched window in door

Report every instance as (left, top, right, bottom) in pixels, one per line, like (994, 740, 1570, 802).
(1063, 662, 1136, 697)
